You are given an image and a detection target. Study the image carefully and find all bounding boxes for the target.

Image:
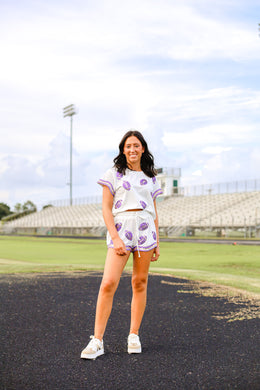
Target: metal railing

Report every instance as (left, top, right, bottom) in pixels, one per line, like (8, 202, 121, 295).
(48, 195, 102, 207)
(46, 178, 260, 208)
(178, 178, 260, 197)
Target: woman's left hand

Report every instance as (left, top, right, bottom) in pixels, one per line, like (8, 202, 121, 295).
(151, 246, 160, 262)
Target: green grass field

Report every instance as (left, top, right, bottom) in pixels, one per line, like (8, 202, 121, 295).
(0, 236, 259, 294)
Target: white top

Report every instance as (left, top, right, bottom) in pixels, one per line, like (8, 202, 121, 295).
(98, 167, 163, 219)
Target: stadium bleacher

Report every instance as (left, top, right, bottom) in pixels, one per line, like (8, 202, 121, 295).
(2, 189, 260, 238)
(157, 191, 260, 237)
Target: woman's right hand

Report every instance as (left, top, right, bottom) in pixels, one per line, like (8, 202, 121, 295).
(113, 237, 128, 256)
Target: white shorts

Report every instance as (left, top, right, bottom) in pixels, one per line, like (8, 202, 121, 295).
(107, 210, 157, 254)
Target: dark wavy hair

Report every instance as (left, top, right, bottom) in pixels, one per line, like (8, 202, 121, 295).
(113, 130, 157, 177)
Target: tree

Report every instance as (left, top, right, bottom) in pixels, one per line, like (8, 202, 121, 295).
(14, 201, 37, 213)
(23, 200, 37, 212)
(42, 204, 53, 210)
(0, 203, 11, 220)
(14, 203, 23, 213)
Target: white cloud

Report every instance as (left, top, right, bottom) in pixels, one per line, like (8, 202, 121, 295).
(151, 86, 260, 127)
(1, 0, 259, 93)
(162, 123, 254, 149)
(202, 146, 232, 154)
(1, 0, 260, 208)
(181, 145, 260, 188)
(0, 190, 9, 204)
(192, 170, 203, 176)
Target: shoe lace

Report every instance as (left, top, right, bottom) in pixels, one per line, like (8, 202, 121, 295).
(89, 335, 101, 350)
(128, 334, 139, 344)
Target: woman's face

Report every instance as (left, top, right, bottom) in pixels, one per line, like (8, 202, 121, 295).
(123, 135, 144, 168)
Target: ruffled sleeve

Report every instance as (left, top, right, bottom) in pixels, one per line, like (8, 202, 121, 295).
(151, 176, 163, 200)
(97, 168, 116, 196)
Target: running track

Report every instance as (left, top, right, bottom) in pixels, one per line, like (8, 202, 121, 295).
(1, 272, 259, 389)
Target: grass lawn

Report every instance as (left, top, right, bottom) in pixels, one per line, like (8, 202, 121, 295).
(0, 235, 259, 294)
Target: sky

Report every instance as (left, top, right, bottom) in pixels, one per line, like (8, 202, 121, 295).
(1, 0, 260, 209)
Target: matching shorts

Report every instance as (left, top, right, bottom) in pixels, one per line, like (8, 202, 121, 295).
(107, 210, 157, 256)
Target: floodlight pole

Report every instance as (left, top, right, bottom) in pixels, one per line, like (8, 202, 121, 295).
(63, 104, 77, 206)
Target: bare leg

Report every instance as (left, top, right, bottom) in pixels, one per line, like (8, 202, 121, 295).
(94, 248, 131, 341)
(129, 249, 154, 335)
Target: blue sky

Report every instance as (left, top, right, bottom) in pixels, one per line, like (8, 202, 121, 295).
(0, 0, 260, 209)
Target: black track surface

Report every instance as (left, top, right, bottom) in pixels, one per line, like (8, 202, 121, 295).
(1, 272, 259, 390)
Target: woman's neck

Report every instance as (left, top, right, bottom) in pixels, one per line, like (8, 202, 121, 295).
(127, 163, 142, 171)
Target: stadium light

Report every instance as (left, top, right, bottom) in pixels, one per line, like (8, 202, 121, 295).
(63, 104, 77, 206)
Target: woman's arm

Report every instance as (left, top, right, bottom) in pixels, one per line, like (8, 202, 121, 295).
(152, 199, 160, 262)
(102, 186, 127, 256)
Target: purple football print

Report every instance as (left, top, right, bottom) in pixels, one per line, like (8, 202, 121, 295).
(140, 179, 148, 185)
(123, 181, 131, 191)
(152, 177, 156, 184)
(116, 172, 123, 179)
(115, 200, 123, 209)
(138, 236, 147, 245)
(152, 231, 157, 240)
(125, 230, 133, 241)
(140, 201, 147, 209)
(115, 223, 122, 232)
(139, 222, 149, 231)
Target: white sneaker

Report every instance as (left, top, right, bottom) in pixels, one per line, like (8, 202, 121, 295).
(128, 333, 142, 354)
(81, 336, 104, 360)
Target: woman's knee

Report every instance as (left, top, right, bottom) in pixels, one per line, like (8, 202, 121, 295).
(132, 275, 148, 293)
(100, 278, 118, 295)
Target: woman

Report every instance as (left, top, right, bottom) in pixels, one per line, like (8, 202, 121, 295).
(81, 130, 162, 359)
